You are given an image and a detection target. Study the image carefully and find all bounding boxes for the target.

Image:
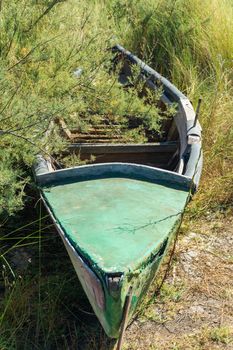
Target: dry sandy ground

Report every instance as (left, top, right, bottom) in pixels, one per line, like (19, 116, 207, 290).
(121, 213, 233, 350)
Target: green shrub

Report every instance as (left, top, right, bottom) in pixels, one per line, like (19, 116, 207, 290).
(0, 0, 166, 217)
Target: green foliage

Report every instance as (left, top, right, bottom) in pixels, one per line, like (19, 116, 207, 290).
(109, 0, 233, 209)
(159, 282, 184, 303)
(210, 326, 232, 344)
(0, 209, 112, 349)
(0, 0, 165, 217)
(0, 152, 26, 215)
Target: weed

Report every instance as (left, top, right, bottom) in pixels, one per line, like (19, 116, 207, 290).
(159, 282, 185, 303)
(210, 326, 233, 344)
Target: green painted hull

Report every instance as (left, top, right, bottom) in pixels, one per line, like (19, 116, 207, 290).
(39, 164, 190, 338)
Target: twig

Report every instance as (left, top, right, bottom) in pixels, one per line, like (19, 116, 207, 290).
(0, 130, 61, 168)
(4, 21, 18, 58)
(0, 84, 22, 118)
(25, 0, 65, 33)
(7, 35, 61, 71)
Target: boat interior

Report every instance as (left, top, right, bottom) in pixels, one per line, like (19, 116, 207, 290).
(55, 52, 182, 173)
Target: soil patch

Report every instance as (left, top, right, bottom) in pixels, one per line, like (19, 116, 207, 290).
(124, 214, 233, 349)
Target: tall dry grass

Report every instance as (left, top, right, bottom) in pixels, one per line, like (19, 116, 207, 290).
(110, 0, 233, 210)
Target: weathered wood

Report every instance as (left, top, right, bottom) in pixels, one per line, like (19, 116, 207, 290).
(167, 119, 178, 141)
(71, 138, 127, 144)
(67, 142, 179, 169)
(68, 142, 178, 154)
(57, 118, 72, 139)
(70, 134, 124, 140)
(71, 126, 121, 133)
(40, 120, 56, 171)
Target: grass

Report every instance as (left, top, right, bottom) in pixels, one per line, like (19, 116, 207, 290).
(0, 204, 106, 349)
(114, 0, 233, 211)
(0, 0, 170, 217)
(210, 326, 233, 344)
(1, 0, 233, 349)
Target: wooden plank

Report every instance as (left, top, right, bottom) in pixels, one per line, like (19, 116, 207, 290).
(79, 154, 171, 169)
(71, 138, 127, 144)
(70, 126, 120, 133)
(70, 134, 124, 140)
(167, 119, 178, 141)
(68, 142, 178, 154)
(57, 118, 72, 139)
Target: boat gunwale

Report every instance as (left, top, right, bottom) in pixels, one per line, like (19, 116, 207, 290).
(35, 161, 193, 191)
(112, 45, 203, 189)
(38, 163, 192, 275)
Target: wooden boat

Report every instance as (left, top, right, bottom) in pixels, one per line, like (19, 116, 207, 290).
(34, 45, 202, 340)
